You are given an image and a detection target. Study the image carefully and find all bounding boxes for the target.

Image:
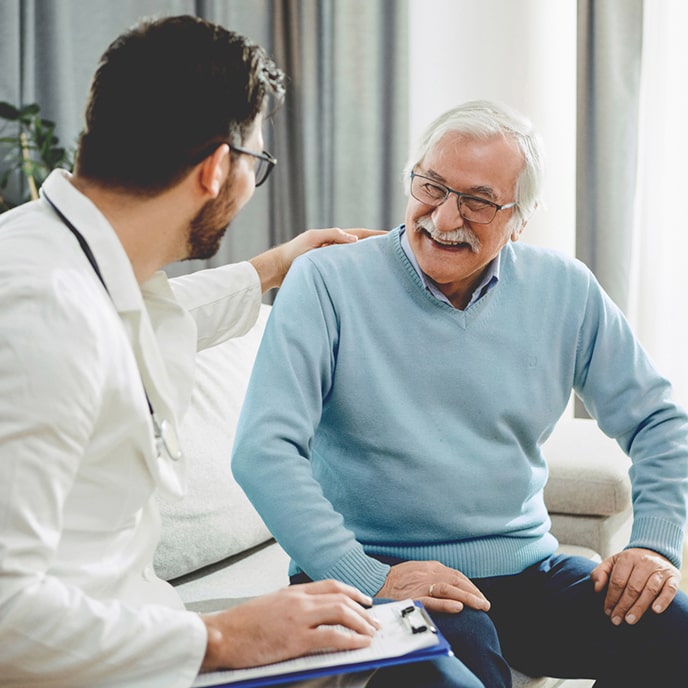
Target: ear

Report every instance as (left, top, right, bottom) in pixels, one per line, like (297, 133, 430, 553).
(512, 202, 537, 241)
(198, 144, 230, 199)
(511, 221, 527, 242)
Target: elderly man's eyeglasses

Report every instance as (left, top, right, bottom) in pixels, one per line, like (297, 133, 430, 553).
(229, 145, 277, 186)
(410, 171, 516, 224)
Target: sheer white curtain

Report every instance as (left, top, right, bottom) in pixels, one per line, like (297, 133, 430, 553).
(629, 0, 688, 410)
(408, 0, 577, 258)
(630, 0, 688, 584)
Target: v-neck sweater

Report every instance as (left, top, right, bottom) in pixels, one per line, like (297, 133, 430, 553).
(233, 226, 688, 597)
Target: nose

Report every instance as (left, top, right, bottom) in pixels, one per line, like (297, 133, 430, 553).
(432, 196, 465, 231)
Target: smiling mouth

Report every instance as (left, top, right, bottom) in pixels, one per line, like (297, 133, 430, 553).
(421, 227, 478, 252)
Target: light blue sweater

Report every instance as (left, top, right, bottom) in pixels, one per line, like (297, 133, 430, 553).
(232, 226, 688, 597)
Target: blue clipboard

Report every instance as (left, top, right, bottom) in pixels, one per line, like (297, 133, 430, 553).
(193, 601, 453, 688)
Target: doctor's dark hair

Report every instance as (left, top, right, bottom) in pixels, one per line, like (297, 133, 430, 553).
(74, 15, 285, 194)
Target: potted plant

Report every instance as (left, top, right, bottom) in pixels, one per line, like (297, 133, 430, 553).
(0, 101, 74, 213)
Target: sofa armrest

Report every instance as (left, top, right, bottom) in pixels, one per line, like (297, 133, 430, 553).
(543, 418, 633, 558)
(543, 418, 632, 517)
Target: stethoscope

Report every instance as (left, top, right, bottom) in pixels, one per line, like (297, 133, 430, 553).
(43, 192, 182, 463)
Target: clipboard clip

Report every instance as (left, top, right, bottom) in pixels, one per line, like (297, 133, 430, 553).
(401, 604, 437, 634)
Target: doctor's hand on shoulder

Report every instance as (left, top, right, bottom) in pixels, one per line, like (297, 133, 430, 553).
(199, 579, 380, 672)
(250, 227, 387, 293)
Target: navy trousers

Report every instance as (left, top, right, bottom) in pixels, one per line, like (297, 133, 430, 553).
(293, 553, 688, 688)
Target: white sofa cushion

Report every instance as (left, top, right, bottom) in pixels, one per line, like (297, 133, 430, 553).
(154, 305, 272, 581)
(542, 417, 632, 516)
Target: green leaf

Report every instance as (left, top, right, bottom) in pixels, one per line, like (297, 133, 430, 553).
(0, 102, 20, 120)
(45, 147, 66, 167)
(18, 103, 40, 117)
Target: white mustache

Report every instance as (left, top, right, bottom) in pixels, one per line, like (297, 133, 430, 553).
(416, 216, 481, 253)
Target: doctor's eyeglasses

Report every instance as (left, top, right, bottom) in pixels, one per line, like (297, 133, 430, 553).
(228, 144, 277, 186)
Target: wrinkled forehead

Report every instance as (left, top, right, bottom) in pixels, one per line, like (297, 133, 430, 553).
(420, 131, 524, 190)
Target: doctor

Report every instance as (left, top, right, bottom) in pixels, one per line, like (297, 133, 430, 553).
(0, 15, 470, 688)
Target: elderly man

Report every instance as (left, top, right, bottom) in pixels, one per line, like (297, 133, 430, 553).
(233, 100, 688, 687)
(0, 15, 486, 688)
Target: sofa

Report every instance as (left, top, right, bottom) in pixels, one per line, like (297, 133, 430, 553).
(154, 304, 634, 688)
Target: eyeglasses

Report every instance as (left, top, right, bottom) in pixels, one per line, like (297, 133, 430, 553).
(409, 171, 516, 224)
(229, 144, 277, 186)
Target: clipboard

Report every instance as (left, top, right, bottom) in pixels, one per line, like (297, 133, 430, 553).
(192, 599, 452, 688)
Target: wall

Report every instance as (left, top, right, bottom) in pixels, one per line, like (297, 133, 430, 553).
(408, 0, 577, 256)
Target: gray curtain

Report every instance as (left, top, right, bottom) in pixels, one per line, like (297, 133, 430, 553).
(576, 0, 644, 312)
(0, 0, 409, 279)
(575, 0, 644, 417)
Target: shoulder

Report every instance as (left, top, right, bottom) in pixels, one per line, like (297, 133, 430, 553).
(506, 242, 598, 287)
(288, 231, 395, 290)
(1, 211, 114, 395)
(1, 197, 85, 271)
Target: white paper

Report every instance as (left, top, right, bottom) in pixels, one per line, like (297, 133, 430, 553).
(192, 599, 440, 687)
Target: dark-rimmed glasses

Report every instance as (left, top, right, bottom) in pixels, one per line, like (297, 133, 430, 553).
(229, 144, 277, 186)
(410, 171, 516, 224)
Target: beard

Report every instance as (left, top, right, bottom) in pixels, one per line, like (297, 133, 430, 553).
(185, 174, 237, 261)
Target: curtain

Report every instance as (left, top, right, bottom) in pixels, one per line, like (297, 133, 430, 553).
(576, 0, 644, 313)
(0, 0, 409, 280)
(578, 0, 688, 584)
(575, 0, 642, 418)
(635, 0, 688, 587)
(629, 0, 688, 410)
(186, 0, 409, 279)
(577, 0, 688, 408)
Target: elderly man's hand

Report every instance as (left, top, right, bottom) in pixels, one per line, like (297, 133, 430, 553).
(377, 560, 491, 615)
(590, 547, 681, 625)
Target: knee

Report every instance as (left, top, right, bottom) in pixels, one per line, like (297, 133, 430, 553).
(437, 607, 501, 652)
(433, 608, 511, 688)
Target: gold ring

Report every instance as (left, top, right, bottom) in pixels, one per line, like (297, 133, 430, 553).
(429, 583, 435, 597)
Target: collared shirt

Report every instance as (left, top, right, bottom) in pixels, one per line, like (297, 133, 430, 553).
(399, 225, 500, 309)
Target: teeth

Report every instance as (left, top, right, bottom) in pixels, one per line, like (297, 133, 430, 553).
(433, 236, 463, 246)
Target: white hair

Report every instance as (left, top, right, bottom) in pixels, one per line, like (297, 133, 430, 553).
(403, 100, 545, 229)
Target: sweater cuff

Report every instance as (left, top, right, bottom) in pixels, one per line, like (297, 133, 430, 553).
(323, 549, 391, 598)
(626, 514, 686, 568)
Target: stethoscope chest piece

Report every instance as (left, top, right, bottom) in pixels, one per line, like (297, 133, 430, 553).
(153, 415, 182, 462)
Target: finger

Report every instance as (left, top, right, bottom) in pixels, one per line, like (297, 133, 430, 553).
(622, 569, 669, 624)
(447, 587, 490, 611)
(607, 567, 647, 625)
(603, 559, 633, 618)
(311, 623, 375, 652)
(427, 581, 490, 611)
(421, 595, 464, 614)
(343, 228, 387, 239)
(298, 579, 374, 608)
(590, 560, 611, 593)
(443, 573, 490, 606)
(651, 574, 681, 614)
(305, 597, 380, 637)
(451, 573, 490, 605)
(307, 228, 357, 245)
